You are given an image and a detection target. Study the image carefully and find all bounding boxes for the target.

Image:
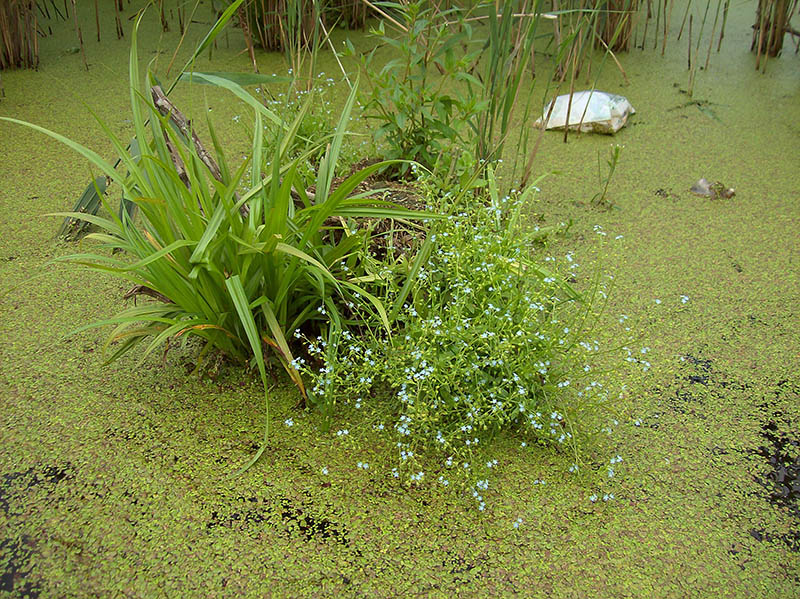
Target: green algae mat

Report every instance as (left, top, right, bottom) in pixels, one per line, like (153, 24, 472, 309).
(1, 2, 798, 597)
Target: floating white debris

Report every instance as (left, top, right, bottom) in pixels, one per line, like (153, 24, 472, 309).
(535, 90, 635, 134)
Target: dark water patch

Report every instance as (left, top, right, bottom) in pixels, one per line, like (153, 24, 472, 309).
(443, 550, 486, 581)
(683, 354, 712, 373)
(279, 497, 351, 546)
(104, 426, 141, 442)
(666, 383, 706, 417)
(0, 463, 75, 594)
(0, 463, 73, 515)
(751, 417, 800, 553)
(758, 423, 799, 515)
(666, 354, 755, 416)
(206, 494, 355, 550)
(0, 537, 41, 598)
(654, 188, 678, 200)
(749, 528, 799, 553)
(717, 378, 753, 392)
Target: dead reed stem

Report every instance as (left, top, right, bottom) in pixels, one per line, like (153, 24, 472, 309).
(70, 0, 88, 70)
(1, 0, 40, 70)
(94, 0, 100, 41)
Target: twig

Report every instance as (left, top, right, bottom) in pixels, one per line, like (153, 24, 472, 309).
(94, 0, 100, 42)
(114, 0, 124, 39)
(319, 16, 351, 88)
(123, 284, 173, 304)
(162, 128, 191, 190)
(151, 85, 224, 181)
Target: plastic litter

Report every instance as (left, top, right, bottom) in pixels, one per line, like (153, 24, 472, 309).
(535, 90, 635, 134)
(690, 178, 735, 199)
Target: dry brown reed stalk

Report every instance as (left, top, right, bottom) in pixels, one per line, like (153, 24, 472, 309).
(237, 2, 259, 71)
(245, 0, 320, 52)
(0, 0, 39, 71)
(94, 0, 100, 41)
(70, 0, 88, 70)
(158, 0, 169, 31)
(245, 0, 281, 51)
(595, 0, 638, 51)
(115, 0, 125, 39)
(662, 0, 672, 55)
(752, 0, 797, 66)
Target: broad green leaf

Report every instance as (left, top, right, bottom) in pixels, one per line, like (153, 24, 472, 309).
(225, 275, 270, 476)
(178, 71, 291, 87)
(58, 176, 108, 238)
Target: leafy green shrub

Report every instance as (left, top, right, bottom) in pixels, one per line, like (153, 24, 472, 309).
(359, 1, 486, 175)
(300, 170, 624, 482)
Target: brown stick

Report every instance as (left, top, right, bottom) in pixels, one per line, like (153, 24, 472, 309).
(114, 0, 124, 39)
(593, 31, 630, 84)
(162, 128, 191, 190)
(150, 85, 248, 216)
(94, 0, 100, 42)
(123, 284, 173, 304)
(662, 0, 673, 55)
(359, 0, 407, 32)
(151, 85, 224, 182)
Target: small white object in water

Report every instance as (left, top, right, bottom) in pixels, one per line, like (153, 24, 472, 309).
(535, 90, 635, 134)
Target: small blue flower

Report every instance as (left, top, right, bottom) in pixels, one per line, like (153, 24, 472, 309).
(284, 418, 294, 427)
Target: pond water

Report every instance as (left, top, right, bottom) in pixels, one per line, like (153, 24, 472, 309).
(0, 1, 798, 596)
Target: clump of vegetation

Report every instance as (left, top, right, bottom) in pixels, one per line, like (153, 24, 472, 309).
(3, 2, 634, 486)
(1, 8, 428, 474)
(359, 1, 486, 176)
(591, 143, 623, 207)
(299, 169, 629, 485)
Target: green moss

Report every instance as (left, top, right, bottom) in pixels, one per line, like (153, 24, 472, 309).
(1, 1, 799, 597)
